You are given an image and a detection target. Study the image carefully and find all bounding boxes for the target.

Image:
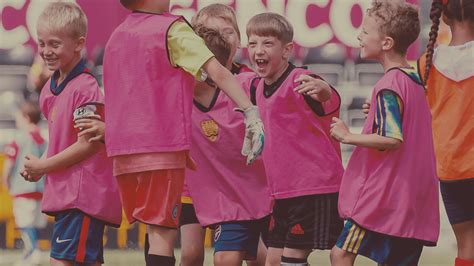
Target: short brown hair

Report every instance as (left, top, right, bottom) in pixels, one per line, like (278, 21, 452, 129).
(192, 4, 241, 40)
(195, 26, 231, 66)
(246, 13, 293, 44)
(367, 0, 420, 55)
(37, 2, 87, 39)
(20, 100, 42, 125)
(119, 0, 139, 9)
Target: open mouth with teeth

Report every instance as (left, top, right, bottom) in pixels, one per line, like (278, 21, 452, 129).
(255, 59, 268, 70)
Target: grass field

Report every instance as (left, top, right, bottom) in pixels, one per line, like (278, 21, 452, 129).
(0, 152, 458, 266)
(0, 207, 457, 266)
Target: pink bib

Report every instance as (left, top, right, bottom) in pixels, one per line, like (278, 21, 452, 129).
(339, 68, 439, 244)
(185, 72, 272, 226)
(104, 12, 195, 156)
(40, 71, 122, 226)
(255, 65, 343, 199)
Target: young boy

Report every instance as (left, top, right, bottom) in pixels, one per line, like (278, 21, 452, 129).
(180, 4, 268, 266)
(181, 25, 272, 266)
(330, 1, 439, 265)
(104, 1, 264, 265)
(2, 101, 47, 266)
(22, 2, 122, 265)
(246, 13, 344, 266)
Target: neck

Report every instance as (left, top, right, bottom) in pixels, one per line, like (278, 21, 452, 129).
(194, 81, 217, 107)
(135, 1, 169, 13)
(378, 52, 410, 72)
(449, 21, 474, 46)
(264, 61, 289, 85)
(58, 56, 82, 84)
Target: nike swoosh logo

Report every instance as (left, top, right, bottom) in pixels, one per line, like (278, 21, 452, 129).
(56, 237, 73, 243)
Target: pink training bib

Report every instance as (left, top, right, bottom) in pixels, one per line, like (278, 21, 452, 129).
(40, 67, 122, 226)
(104, 12, 195, 157)
(255, 65, 343, 199)
(185, 72, 272, 226)
(339, 68, 439, 244)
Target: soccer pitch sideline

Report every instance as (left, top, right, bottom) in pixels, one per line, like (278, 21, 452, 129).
(0, 235, 457, 266)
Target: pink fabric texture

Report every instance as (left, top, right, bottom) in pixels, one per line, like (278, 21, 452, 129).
(39, 74, 122, 226)
(104, 12, 195, 157)
(255, 67, 343, 199)
(185, 72, 272, 226)
(339, 68, 439, 244)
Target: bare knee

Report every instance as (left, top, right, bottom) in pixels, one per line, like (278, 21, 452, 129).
(330, 246, 355, 266)
(453, 221, 474, 260)
(181, 248, 204, 266)
(214, 251, 244, 266)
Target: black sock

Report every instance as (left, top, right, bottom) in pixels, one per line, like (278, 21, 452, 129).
(281, 256, 308, 265)
(146, 254, 176, 266)
(144, 233, 150, 262)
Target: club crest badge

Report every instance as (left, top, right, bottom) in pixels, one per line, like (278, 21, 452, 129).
(200, 119, 219, 142)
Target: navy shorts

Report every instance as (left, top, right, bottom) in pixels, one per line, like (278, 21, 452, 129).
(440, 178, 474, 225)
(268, 193, 343, 250)
(213, 217, 268, 260)
(51, 209, 105, 264)
(179, 203, 200, 226)
(336, 220, 424, 265)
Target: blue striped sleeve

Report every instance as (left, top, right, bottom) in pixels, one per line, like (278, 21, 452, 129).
(374, 90, 403, 141)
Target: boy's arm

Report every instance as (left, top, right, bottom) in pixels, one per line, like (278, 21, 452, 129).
(23, 134, 99, 181)
(169, 21, 263, 164)
(330, 117, 401, 150)
(74, 117, 105, 142)
(293, 74, 332, 103)
(203, 57, 253, 109)
(330, 90, 403, 150)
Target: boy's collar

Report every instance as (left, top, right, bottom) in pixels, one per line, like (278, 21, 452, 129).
(263, 62, 296, 98)
(132, 10, 167, 15)
(50, 59, 88, 96)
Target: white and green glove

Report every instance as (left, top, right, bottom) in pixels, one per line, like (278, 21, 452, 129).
(236, 105, 265, 165)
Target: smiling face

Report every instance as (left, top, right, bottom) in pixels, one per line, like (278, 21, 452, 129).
(37, 25, 84, 73)
(247, 34, 292, 84)
(357, 15, 385, 60)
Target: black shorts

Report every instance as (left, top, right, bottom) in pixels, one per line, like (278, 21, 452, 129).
(268, 193, 343, 250)
(440, 178, 474, 225)
(179, 203, 200, 226)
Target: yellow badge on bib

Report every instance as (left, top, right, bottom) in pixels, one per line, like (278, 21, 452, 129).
(201, 120, 219, 142)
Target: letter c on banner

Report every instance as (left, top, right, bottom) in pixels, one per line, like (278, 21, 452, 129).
(330, 0, 371, 47)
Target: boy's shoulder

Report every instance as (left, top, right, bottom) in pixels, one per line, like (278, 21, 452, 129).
(376, 67, 422, 88)
(69, 72, 101, 93)
(385, 67, 423, 86)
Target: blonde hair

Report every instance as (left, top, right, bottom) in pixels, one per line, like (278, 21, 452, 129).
(366, 0, 420, 55)
(192, 4, 241, 40)
(38, 2, 87, 39)
(246, 13, 293, 44)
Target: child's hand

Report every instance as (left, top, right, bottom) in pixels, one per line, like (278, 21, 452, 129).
(74, 117, 105, 142)
(294, 75, 330, 99)
(22, 155, 46, 182)
(238, 106, 265, 165)
(362, 98, 371, 117)
(330, 117, 350, 143)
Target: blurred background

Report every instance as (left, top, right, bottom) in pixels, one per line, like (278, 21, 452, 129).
(0, 0, 456, 265)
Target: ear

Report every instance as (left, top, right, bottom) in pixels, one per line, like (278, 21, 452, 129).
(282, 41, 294, 60)
(381, 36, 394, 51)
(75, 37, 86, 52)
